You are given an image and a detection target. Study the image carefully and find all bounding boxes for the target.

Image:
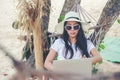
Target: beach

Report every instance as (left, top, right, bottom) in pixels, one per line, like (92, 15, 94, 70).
(0, 0, 120, 79)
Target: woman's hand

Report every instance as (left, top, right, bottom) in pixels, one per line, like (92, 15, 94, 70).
(90, 48, 102, 64)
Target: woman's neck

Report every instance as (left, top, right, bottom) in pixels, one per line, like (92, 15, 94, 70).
(69, 37, 76, 44)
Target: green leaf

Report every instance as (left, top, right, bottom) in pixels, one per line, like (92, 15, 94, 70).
(92, 65, 98, 74)
(12, 21, 22, 29)
(21, 42, 30, 60)
(99, 43, 105, 49)
(98, 47, 101, 52)
(59, 15, 65, 22)
(99, 61, 103, 64)
(54, 55, 58, 60)
(22, 51, 27, 60)
(117, 18, 120, 24)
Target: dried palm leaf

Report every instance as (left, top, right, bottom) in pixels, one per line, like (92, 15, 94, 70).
(17, 0, 45, 73)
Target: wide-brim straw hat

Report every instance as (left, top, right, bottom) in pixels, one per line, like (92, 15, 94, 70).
(54, 11, 89, 34)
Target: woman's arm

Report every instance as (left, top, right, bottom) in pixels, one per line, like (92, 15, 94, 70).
(90, 48, 102, 64)
(44, 48, 57, 71)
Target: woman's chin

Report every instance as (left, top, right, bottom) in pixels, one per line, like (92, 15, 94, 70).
(69, 35, 77, 38)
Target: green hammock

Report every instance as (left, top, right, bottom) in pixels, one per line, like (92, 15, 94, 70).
(101, 37, 120, 63)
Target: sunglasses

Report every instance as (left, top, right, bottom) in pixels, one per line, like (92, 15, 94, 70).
(65, 24, 80, 30)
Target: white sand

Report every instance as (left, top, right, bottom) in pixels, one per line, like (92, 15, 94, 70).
(0, 0, 120, 79)
(0, 0, 25, 79)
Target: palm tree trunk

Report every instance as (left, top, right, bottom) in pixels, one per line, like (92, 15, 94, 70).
(41, 0, 51, 57)
(26, 0, 51, 68)
(89, 0, 120, 47)
(33, 26, 43, 69)
(32, 0, 51, 80)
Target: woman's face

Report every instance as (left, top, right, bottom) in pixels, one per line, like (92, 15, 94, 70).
(65, 21, 80, 38)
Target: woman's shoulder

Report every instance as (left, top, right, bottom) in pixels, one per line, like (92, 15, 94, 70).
(50, 38, 64, 51)
(54, 38, 64, 44)
(55, 38, 62, 41)
(86, 39, 95, 48)
(87, 39, 92, 44)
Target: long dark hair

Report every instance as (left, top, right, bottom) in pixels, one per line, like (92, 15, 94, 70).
(61, 21, 90, 59)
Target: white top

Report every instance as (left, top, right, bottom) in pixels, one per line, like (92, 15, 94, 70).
(50, 38, 95, 60)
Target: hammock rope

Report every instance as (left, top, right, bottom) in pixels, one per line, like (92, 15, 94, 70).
(50, 2, 101, 45)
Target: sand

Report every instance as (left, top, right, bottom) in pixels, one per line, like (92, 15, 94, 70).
(0, 0, 120, 80)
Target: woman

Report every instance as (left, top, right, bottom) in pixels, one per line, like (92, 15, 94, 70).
(44, 11, 102, 71)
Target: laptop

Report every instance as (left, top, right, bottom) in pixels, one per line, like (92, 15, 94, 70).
(53, 58, 92, 79)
